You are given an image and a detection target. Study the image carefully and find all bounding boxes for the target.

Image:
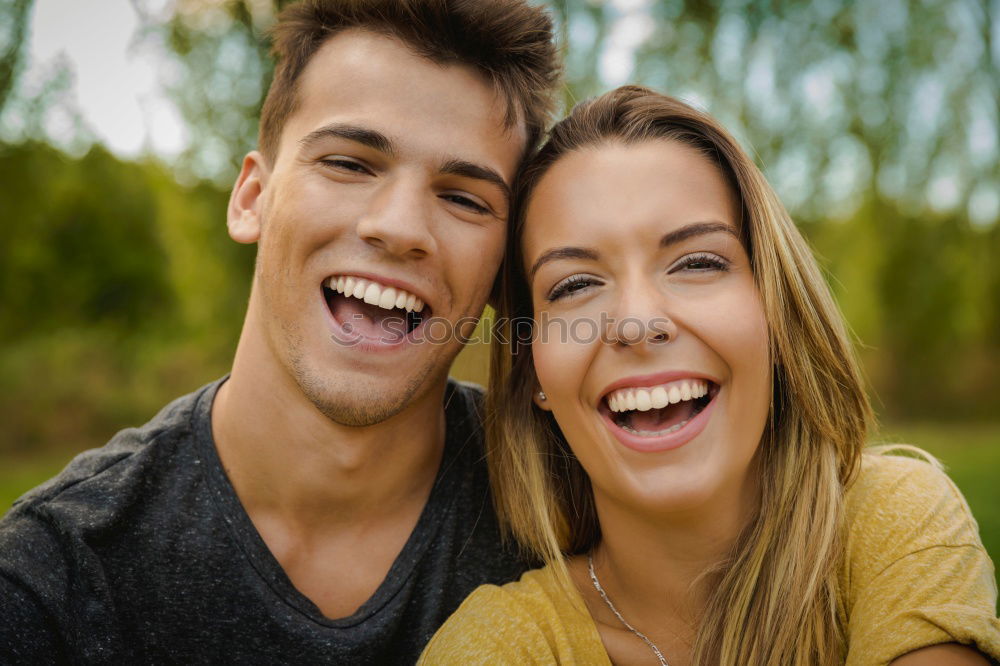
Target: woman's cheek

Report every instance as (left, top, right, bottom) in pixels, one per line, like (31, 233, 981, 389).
(532, 313, 594, 399)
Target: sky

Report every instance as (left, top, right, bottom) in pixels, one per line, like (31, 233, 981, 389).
(20, 0, 186, 157)
(18, 0, 649, 162)
(10, 0, 995, 226)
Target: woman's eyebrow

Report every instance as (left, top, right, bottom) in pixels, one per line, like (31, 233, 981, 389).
(660, 221, 738, 248)
(528, 221, 737, 279)
(528, 247, 600, 280)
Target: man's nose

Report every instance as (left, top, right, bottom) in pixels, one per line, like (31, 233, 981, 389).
(355, 177, 437, 258)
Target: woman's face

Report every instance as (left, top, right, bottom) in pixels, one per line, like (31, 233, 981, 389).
(524, 140, 771, 517)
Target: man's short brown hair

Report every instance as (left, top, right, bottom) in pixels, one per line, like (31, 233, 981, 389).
(259, 0, 561, 162)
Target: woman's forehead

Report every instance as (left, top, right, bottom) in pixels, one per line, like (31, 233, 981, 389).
(521, 141, 740, 260)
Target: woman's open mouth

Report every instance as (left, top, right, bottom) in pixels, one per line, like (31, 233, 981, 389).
(322, 275, 431, 346)
(599, 378, 719, 453)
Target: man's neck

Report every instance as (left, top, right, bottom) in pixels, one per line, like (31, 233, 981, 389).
(209, 327, 450, 618)
(211, 331, 447, 536)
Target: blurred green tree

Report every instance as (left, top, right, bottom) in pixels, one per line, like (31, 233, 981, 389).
(0, 0, 992, 459)
(0, 0, 33, 115)
(131, 0, 998, 420)
(0, 142, 173, 339)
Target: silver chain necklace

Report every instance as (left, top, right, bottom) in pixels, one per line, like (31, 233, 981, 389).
(588, 553, 670, 666)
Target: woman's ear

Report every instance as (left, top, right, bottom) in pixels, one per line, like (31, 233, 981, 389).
(532, 389, 552, 411)
(227, 151, 270, 244)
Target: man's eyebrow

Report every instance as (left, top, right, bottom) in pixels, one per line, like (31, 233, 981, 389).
(660, 221, 739, 247)
(298, 123, 396, 156)
(529, 247, 600, 280)
(440, 158, 512, 207)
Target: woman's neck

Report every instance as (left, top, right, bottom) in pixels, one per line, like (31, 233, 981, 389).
(574, 480, 760, 664)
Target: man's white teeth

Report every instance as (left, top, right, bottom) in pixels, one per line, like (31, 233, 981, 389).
(326, 276, 424, 313)
(607, 380, 709, 413)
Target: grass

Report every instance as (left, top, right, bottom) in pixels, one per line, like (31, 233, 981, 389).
(3, 423, 998, 576)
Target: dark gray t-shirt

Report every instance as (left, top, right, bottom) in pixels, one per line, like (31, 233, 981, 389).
(0, 377, 527, 664)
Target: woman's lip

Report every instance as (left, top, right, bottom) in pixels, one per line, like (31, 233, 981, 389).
(599, 389, 717, 453)
(597, 370, 721, 405)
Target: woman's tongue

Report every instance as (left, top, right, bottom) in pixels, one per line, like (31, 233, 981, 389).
(331, 294, 406, 342)
(622, 400, 695, 433)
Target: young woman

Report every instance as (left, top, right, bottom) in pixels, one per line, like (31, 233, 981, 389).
(421, 87, 1000, 665)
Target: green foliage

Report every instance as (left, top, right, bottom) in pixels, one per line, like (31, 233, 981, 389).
(137, 0, 296, 182)
(0, 0, 996, 458)
(0, 141, 253, 454)
(0, 0, 33, 114)
(0, 142, 172, 338)
(805, 199, 1000, 421)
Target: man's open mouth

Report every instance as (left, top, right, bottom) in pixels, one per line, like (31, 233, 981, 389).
(323, 275, 430, 343)
(601, 379, 718, 437)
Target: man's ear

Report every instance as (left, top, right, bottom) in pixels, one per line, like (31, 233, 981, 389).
(227, 151, 270, 244)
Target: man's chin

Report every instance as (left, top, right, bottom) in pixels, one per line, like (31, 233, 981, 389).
(314, 396, 411, 428)
(294, 365, 438, 428)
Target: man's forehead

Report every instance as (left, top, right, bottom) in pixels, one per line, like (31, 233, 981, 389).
(281, 32, 527, 176)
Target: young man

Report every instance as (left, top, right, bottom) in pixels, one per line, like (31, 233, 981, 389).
(0, 1, 559, 662)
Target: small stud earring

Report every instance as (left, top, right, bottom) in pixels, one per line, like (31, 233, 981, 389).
(537, 391, 547, 402)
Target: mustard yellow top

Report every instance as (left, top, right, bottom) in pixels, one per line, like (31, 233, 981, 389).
(420, 454, 1000, 665)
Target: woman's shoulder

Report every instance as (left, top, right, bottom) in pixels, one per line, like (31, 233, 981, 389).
(845, 448, 982, 554)
(418, 565, 608, 665)
(839, 448, 1000, 664)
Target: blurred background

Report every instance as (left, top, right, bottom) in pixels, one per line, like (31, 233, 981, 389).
(1, 0, 997, 567)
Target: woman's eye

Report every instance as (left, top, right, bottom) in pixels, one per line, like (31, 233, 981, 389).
(670, 252, 730, 273)
(441, 193, 490, 215)
(547, 275, 600, 302)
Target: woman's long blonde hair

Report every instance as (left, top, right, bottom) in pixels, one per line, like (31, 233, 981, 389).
(486, 86, 873, 665)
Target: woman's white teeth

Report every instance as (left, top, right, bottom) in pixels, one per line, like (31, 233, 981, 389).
(622, 417, 691, 436)
(326, 276, 424, 313)
(606, 380, 709, 413)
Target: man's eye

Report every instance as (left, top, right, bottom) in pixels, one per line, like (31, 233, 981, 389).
(320, 158, 370, 174)
(441, 193, 490, 215)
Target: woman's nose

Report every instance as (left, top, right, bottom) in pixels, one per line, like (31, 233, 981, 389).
(604, 282, 677, 348)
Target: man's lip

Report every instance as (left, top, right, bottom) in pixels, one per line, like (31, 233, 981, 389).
(321, 288, 422, 351)
(597, 370, 721, 406)
(322, 270, 435, 315)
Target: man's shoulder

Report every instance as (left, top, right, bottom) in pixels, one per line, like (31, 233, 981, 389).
(446, 377, 485, 410)
(444, 377, 486, 442)
(1, 378, 222, 539)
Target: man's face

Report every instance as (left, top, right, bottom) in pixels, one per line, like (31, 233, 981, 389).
(233, 30, 524, 426)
